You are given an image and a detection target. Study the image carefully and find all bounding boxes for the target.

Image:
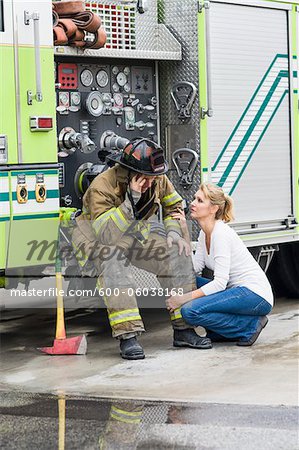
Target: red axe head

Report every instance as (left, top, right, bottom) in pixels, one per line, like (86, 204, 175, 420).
(39, 335, 87, 355)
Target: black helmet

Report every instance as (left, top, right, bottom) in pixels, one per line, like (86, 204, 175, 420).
(106, 138, 169, 176)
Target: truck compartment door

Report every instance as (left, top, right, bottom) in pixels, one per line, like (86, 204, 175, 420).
(0, 0, 17, 164)
(12, 0, 57, 164)
(205, 1, 294, 227)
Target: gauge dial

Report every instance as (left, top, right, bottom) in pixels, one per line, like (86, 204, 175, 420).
(112, 66, 119, 75)
(112, 83, 120, 93)
(86, 92, 104, 117)
(113, 93, 123, 107)
(80, 69, 93, 87)
(124, 66, 130, 75)
(59, 92, 69, 106)
(116, 72, 127, 87)
(71, 92, 81, 106)
(123, 83, 131, 93)
(96, 69, 109, 88)
(125, 107, 134, 120)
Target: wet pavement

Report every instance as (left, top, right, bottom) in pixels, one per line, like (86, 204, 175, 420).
(0, 391, 298, 449)
(1, 297, 298, 405)
(0, 296, 298, 448)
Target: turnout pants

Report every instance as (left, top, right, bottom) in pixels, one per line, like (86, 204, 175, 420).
(99, 402, 143, 449)
(72, 222, 195, 338)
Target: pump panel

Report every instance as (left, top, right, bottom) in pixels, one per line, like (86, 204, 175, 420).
(55, 58, 159, 208)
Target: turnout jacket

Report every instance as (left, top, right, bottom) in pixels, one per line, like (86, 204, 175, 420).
(78, 164, 183, 246)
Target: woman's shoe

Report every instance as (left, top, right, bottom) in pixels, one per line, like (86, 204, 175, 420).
(206, 330, 237, 342)
(237, 316, 269, 347)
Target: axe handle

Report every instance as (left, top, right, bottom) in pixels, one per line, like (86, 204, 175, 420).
(55, 272, 66, 340)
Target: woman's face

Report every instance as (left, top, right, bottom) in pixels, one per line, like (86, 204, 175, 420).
(190, 189, 216, 221)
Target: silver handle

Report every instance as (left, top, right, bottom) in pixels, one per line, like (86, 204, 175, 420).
(236, 224, 298, 235)
(24, 11, 42, 102)
(199, 1, 213, 119)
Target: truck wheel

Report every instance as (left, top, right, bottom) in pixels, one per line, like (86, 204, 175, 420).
(267, 242, 299, 298)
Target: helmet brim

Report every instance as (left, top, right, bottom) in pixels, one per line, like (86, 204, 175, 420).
(106, 152, 169, 176)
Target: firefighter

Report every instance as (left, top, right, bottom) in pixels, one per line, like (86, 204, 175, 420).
(73, 138, 212, 359)
(98, 401, 144, 449)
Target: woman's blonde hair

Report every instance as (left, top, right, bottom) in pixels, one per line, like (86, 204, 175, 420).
(200, 183, 234, 223)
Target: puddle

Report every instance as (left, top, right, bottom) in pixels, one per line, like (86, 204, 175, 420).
(0, 391, 298, 449)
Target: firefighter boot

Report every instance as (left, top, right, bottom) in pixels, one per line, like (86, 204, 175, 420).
(120, 337, 145, 360)
(173, 329, 212, 349)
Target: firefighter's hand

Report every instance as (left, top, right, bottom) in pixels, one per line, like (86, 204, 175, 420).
(167, 232, 191, 256)
(130, 174, 147, 193)
(171, 208, 190, 241)
(171, 209, 187, 224)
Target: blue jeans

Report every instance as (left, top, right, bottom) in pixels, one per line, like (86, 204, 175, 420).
(180, 276, 272, 341)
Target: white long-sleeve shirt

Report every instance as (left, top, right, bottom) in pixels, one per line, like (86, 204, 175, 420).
(192, 220, 274, 305)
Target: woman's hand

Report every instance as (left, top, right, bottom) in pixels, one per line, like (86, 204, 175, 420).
(171, 208, 191, 250)
(171, 209, 188, 233)
(166, 292, 192, 312)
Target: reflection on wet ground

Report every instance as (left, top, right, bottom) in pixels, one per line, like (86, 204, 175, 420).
(0, 391, 298, 449)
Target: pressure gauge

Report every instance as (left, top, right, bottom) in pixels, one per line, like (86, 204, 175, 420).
(112, 83, 120, 93)
(86, 92, 104, 117)
(96, 69, 109, 88)
(124, 106, 135, 131)
(113, 93, 123, 107)
(116, 72, 127, 87)
(70, 91, 81, 106)
(112, 66, 119, 75)
(124, 107, 135, 121)
(124, 83, 131, 93)
(59, 91, 69, 106)
(80, 69, 93, 87)
(124, 66, 130, 75)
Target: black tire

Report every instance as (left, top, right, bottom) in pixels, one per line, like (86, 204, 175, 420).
(267, 242, 299, 298)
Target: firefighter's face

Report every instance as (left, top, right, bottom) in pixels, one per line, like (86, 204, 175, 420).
(140, 175, 156, 192)
(133, 174, 157, 192)
(190, 189, 217, 221)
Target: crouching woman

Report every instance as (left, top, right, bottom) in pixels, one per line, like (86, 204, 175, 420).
(166, 183, 273, 346)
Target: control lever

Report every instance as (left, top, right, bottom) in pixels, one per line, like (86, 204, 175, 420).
(171, 82, 197, 121)
(56, 105, 69, 114)
(172, 148, 198, 190)
(134, 121, 154, 130)
(134, 121, 146, 130)
(58, 127, 95, 157)
(68, 106, 80, 113)
(137, 104, 155, 114)
(56, 105, 79, 114)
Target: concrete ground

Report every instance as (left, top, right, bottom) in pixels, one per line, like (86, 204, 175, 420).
(0, 296, 298, 406)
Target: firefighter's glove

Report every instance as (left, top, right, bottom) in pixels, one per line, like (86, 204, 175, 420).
(167, 231, 191, 257)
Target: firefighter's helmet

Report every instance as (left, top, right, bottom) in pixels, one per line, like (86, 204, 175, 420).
(107, 138, 169, 176)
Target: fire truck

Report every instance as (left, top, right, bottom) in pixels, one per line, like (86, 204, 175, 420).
(1, 0, 298, 296)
